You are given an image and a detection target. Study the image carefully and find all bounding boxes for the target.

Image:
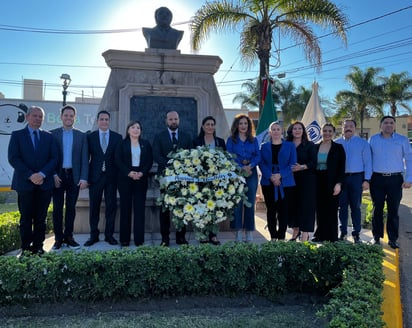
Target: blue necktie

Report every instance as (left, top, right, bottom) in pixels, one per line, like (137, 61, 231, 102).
(33, 130, 39, 150)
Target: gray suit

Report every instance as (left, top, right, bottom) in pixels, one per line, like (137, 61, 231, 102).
(51, 127, 89, 242)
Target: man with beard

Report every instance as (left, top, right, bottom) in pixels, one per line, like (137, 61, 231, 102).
(152, 111, 192, 246)
(335, 119, 372, 243)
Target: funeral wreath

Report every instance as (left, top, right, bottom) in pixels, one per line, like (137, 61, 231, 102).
(157, 146, 248, 240)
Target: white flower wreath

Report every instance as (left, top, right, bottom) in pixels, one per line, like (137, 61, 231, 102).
(157, 146, 248, 240)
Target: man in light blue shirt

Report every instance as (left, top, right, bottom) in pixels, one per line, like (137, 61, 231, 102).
(50, 105, 89, 250)
(335, 119, 372, 243)
(369, 115, 412, 249)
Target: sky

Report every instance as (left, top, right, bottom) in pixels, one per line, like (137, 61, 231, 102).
(0, 0, 411, 114)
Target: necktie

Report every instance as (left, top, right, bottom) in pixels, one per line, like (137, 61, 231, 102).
(33, 130, 39, 150)
(101, 132, 108, 153)
(101, 132, 107, 172)
(172, 132, 177, 145)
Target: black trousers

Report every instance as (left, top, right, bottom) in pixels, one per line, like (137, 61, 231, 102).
(118, 176, 148, 245)
(52, 170, 80, 241)
(18, 187, 52, 250)
(370, 173, 403, 241)
(262, 184, 291, 240)
(88, 173, 117, 239)
(160, 209, 186, 242)
(314, 170, 339, 242)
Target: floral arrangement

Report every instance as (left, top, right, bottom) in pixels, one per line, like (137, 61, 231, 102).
(157, 146, 248, 240)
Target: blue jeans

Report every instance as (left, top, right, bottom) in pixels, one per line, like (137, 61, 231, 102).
(230, 168, 258, 231)
(339, 173, 363, 236)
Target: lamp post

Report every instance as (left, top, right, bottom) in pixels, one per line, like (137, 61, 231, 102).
(60, 73, 71, 106)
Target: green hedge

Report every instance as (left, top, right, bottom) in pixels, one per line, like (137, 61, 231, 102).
(0, 207, 54, 255)
(0, 242, 384, 327)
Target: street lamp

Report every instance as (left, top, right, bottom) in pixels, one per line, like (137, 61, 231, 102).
(60, 73, 71, 106)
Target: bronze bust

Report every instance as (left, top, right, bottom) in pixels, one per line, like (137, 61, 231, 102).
(143, 7, 184, 50)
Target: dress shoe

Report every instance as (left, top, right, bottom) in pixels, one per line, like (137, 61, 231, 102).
(104, 236, 119, 245)
(84, 237, 99, 247)
(200, 239, 209, 244)
(120, 242, 130, 247)
(209, 237, 221, 246)
(176, 238, 189, 245)
(160, 240, 169, 247)
(388, 240, 400, 249)
(64, 237, 81, 249)
(52, 240, 63, 250)
(371, 237, 381, 246)
(353, 234, 361, 244)
(311, 237, 322, 242)
(338, 233, 347, 241)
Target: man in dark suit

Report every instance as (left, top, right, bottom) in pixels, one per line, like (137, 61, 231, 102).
(85, 110, 122, 246)
(152, 111, 193, 246)
(50, 105, 89, 250)
(8, 106, 58, 256)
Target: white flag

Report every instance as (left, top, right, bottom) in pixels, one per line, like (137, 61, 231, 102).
(301, 82, 326, 143)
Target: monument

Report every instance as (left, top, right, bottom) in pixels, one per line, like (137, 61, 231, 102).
(75, 7, 229, 234)
(142, 7, 184, 50)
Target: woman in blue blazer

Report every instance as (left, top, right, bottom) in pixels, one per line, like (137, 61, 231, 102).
(115, 120, 153, 247)
(259, 122, 297, 240)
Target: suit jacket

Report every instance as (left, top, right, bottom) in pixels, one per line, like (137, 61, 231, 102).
(259, 141, 297, 187)
(152, 129, 193, 173)
(87, 129, 122, 184)
(315, 141, 346, 192)
(8, 126, 58, 191)
(115, 138, 154, 184)
(193, 136, 226, 150)
(50, 127, 89, 184)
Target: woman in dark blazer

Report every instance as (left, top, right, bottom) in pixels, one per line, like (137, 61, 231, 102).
(259, 122, 297, 240)
(115, 120, 153, 247)
(193, 116, 226, 245)
(313, 123, 345, 242)
(286, 121, 317, 242)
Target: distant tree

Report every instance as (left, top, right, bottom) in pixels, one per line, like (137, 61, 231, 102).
(335, 66, 384, 135)
(283, 85, 312, 124)
(381, 72, 412, 116)
(232, 79, 261, 110)
(233, 79, 314, 125)
(190, 0, 348, 114)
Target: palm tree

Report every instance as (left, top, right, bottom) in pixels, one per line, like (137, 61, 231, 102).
(381, 72, 412, 117)
(336, 66, 384, 136)
(232, 79, 262, 110)
(232, 79, 311, 124)
(284, 85, 312, 124)
(190, 0, 348, 114)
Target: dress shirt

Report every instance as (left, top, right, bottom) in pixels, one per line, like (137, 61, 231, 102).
(99, 130, 109, 151)
(62, 128, 73, 168)
(335, 135, 372, 180)
(369, 132, 412, 182)
(131, 144, 141, 167)
(226, 136, 261, 168)
(168, 128, 178, 142)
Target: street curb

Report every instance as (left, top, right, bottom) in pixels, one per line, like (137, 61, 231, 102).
(382, 240, 403, 327)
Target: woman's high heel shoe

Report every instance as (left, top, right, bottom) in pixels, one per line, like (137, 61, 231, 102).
(289, 231, 301, 242)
